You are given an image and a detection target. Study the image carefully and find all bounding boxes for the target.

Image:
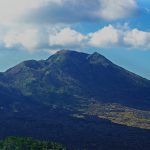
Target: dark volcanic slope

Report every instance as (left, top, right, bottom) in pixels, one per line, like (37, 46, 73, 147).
(0, 50, 150, 150)
(2, 50, 150, 110)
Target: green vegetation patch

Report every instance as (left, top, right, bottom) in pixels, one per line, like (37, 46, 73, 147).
(0, 137, 67, 150)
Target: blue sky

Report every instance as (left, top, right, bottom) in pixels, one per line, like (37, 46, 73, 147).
(0, 0, 150, 79)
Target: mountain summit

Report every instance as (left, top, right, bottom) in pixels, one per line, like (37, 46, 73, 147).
(0, 50, 150, 150)
(3, 50, 150, 109)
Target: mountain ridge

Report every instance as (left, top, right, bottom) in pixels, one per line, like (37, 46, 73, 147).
(0, 50, 150, 107)
(0, 49, 150, 150)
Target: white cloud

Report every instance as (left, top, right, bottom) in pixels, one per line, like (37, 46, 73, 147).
(48, 25, 150, 50)
(3, 31, 18, 48)
(3, 28, 43, 52)
(89, 25, 121, 47)
(1, 23, 150, 52)
(0, 0, 138, 25)
(0, 0, 140, 53)
(1, 26, 87, 51)
(0, 0, 66, 25)
(99, 0, 138, 20)
(49, 27, 87, 48)
(0, 0, 43, 25)
(88, 25, 150, 50)
(124, 29, 150, 48)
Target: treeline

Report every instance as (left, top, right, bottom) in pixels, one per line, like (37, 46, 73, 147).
(0, 137, 67, 150)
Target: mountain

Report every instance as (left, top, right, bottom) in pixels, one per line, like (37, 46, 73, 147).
(2, 50, 150, 109)
(0, 50, 150, 150)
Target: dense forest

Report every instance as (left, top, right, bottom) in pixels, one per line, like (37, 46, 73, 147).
(0, 137, 67, 150)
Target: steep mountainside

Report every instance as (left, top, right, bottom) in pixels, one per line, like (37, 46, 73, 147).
(2, 50, 150, 109)
(0, 50, 150, 150)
